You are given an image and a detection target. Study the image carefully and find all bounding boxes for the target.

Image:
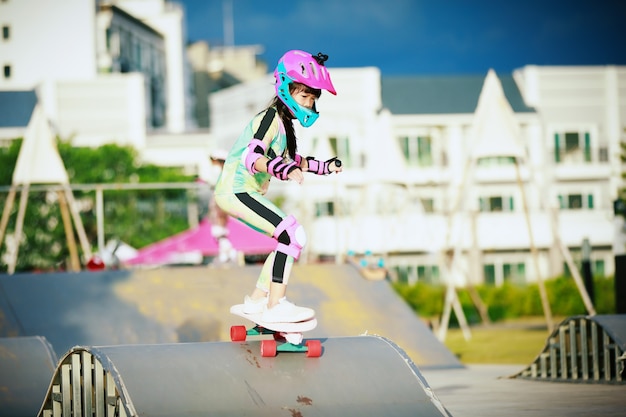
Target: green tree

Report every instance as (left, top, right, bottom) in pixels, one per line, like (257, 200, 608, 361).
(0, 139, 195, 272)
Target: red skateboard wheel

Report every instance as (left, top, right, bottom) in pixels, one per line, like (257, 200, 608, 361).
(305, 340, 322, 357)
(230, 325, 247, 342)
(260, 340, 277, 357)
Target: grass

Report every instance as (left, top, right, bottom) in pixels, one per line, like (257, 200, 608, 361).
(442, 318, 557, 365)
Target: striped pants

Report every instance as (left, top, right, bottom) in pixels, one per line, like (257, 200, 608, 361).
(214, 191, 295, 291)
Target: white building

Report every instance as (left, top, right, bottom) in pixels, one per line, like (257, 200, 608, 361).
(210, 65, 626, 285)
(110, 0, 193, 133)
(0, 0, 194, 149)
(187, 41, 267, 128)
(0, 0, 266, 177)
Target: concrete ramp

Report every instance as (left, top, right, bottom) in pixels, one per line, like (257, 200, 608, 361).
(515, 315, 626, 384)
(286, 264, 461, 368)
(37, 335, 452, 417)
(0, 336, 58, 417)
(0, 264, 461, 369)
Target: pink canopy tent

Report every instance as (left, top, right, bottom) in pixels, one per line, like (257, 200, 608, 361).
(125, 217, 276, 266)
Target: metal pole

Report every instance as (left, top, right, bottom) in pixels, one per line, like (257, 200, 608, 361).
(581, 238, 594, 305)
(64, 187, 92, 260)
(8, 186, 29, 274)
(96, 186, 104, 254)
(550, 207, 596, 315)
(515, 159, 554, 330)
(0, 186, 17, 251)
(58, 190, 80, 272)
(613, 199, 626, 314)
(223, 0, 234, 47)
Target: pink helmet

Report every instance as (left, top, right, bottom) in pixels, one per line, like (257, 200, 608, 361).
(274, 50, 337, 127)
(275, 50, 336, 95)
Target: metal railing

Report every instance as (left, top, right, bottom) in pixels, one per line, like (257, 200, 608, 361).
(515, 315, 625, 384)
(39, 349, 129, 417)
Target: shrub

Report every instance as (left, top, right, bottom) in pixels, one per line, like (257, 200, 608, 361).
(392, 275, 616, 323)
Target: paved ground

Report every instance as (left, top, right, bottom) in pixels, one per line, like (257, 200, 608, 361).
(422, 365, 626, 417)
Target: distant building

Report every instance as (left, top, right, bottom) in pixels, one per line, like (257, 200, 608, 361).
(97, 3, 168, 129)
(110, 0, 194, 134)
(0, 0, 194, 149)
(187, 41, 267, 128)
(0, 0, 272, 177)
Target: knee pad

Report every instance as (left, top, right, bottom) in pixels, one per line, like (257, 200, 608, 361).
(273, 215, 307, 259)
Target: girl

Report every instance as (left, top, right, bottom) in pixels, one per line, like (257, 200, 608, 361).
(214, 50, 341, 323)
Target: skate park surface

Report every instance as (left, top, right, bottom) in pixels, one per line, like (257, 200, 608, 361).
(1, 263, 625, 416)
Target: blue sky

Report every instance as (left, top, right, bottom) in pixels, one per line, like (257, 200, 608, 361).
(179, 0, 626, 76)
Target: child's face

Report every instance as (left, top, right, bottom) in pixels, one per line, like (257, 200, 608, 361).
(291, 89, 317, 110)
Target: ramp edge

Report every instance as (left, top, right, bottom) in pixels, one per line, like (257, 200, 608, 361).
(371, 334, 453, 417)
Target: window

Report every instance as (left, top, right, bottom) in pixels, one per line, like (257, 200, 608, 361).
(569, 194, 582, 209)
(3, 64, 10, 79)
(558, 193, 593, 210)
(417, 265, 440, 284)
(488, 197, 503, 212)
(477, 156, 515, 167)
(484, 262, 525, 286)
(398, 136, 433, 167)
(484, 264, 496, 285)
(503, 262, 525, 284)
(564, 258, 605, 278)
(395, 265, 412, 284)
(593, 260, 605, 277)
(2, 25, 9, 40)
(417, 136, 432, 166)
(564, 132, 579, 152)
(420, 198, 434, 213)
(399, 136, 412, 165)
(598, 146, 609, 162)
(315, 201, 334, 217)
(554, 131, 592, 163)
(329, 137, 352, 168)
(133, 39, 142, 69)
(479, 196, 514, 212)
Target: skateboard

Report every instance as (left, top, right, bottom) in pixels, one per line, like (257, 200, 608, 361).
(229, 304, 322, 357)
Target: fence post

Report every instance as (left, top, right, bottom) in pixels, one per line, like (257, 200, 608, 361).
(613, 199, 626, 314)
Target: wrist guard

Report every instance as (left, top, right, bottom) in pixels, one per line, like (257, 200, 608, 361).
(267, 156, 301, 181)
(306, 156, 338, 175)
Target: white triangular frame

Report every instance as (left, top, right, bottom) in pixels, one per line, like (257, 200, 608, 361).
(0, 105, 92, 273)
(437, 70, 595, 341)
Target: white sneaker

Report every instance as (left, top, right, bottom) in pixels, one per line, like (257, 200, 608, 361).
(242, 295, 268, 314)
(261, 297, 315, 323)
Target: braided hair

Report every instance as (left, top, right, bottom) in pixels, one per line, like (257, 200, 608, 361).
(270, 82, 321, 159)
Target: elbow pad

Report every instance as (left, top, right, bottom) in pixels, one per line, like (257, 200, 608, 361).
(242, 139, 266, 175)
(306, 156, 338, 175)
(267, 156, 301, 181)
